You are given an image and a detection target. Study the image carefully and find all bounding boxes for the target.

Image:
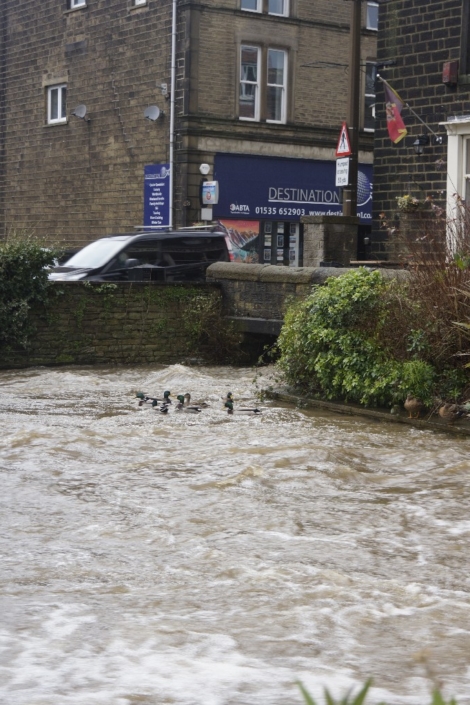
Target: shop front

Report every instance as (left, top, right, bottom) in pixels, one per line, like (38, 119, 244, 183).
(212, 153, 373, 265)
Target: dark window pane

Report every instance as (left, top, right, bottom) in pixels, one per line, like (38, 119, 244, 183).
(267, 86, 283, 121)
(240, 84, 257, 119)
(61, 87, 67, 118)
(50, 89, 58, 120)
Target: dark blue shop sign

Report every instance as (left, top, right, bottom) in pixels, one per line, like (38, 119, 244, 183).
(213, 153, 373, 223)
(144, 163, 170, 228)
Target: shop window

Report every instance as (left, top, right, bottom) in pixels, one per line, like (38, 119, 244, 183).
(239, 46, 288, 124)
(366, 2, 378, 30)
(364, 62, 376, 131)
(47, 84, 67, 125)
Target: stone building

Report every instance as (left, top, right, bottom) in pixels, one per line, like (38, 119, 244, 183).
(0, 0, 377, 262)
(373, 0, 470, 258)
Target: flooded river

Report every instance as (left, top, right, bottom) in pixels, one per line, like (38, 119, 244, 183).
(1, 364, 470, 705)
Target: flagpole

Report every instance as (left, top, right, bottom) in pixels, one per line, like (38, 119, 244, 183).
(342, 0, 361, 217)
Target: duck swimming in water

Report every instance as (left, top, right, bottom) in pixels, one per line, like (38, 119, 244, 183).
(224, 400, 262, 415)
(184, 393, 210, 408)
(151, 391, 172, 408)
(175, 394, 202, 413)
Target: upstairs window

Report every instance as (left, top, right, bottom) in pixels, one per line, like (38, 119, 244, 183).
(241, 0, 289, 16)
(366, 2, 378, 30)
(70, 0, 86, 7)
(241, 0, 261, 11)
(47, 84, 67, 125)
(268, 0, 288, 15)
(239, 46, 288, 124)
(240, 46, 261, 121)
(267, 49, 287, 123)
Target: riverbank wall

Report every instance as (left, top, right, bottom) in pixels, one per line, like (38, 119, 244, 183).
(0, 265, 409, 370)
(0, 282, 222, 369)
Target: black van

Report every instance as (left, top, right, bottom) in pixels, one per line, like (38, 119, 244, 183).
(48, 230, 234, 282)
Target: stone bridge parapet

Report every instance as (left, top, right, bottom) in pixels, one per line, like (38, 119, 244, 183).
(206, 263, 351, 335)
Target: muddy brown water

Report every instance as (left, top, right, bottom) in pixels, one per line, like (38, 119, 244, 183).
(1, 364, 470, 705)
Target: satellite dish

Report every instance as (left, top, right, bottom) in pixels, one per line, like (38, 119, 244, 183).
(144, 105, 161, 121)
(71, 104, 87, 119)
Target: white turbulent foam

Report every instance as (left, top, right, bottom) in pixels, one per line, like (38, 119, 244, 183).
(0, 364, 470, 705)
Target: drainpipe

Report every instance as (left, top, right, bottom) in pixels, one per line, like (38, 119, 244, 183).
(169, 0, 177, 229)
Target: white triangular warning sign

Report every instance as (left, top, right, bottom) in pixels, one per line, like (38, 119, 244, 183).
(336, 122, 352, 157)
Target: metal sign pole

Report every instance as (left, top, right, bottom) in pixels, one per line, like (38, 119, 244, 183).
(342, 0, 361, 217)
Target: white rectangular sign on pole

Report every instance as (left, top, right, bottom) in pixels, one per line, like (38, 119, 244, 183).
(335, 157, 350, 187)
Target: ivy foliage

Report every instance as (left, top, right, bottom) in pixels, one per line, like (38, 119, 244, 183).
(0, 234, 58, 349)
(277, 269, 436, 407)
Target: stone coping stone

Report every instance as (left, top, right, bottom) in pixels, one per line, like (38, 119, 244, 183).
(265, 388, 470, 437)
(207, 262, 408, 284)
(207, 263, 269, 281)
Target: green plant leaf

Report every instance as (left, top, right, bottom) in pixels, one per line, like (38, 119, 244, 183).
(297, 681, 318, 705)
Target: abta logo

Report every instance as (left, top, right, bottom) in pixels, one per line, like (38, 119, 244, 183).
(230, 203, 250, 213)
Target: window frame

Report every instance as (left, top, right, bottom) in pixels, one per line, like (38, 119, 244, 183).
(268, 0, 289, 17)
(47, 84, 67, 125)
(70, 0, 87, 8)
(266, 48, 287, 124)
(239, 45, 261, 122)
(366, 1, 378, 30)
(241, 0, 261, 12)
(133, 0, 147, 6)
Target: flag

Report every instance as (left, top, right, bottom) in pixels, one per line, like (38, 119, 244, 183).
(382, 80, 407, 144)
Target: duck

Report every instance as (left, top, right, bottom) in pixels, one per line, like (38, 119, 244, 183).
(184, 393, 210, 408)
(151, 391, 172, 408)
(224, 400, 262, 415)
(438, 402, 466, 423)
(175, 394, 202, 413)
(159, 403, 170, 414)
(404, 395, 424, 419)
(136, 391, 156, 407)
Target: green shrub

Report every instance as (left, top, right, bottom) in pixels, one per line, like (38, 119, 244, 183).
(0, 233, 58, 349)
(277, 269, 436, 407)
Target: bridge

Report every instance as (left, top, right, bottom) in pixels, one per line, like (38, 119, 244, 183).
(207, 262, 352, 337)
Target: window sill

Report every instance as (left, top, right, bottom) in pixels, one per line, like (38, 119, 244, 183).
(64, 4, 87, 14)
(44, 120, 69, 127)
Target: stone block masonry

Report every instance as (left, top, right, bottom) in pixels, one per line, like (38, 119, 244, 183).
(0, 282, 222, 369)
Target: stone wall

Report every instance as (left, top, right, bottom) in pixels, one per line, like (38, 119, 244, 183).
(205, 262, 351, 334)
(0, 282, 222, 369)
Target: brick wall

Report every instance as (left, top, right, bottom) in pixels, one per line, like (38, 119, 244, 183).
(373, 0, 464, 257)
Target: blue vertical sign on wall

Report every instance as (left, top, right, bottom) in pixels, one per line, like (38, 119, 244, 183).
(144, 163, 171, 228)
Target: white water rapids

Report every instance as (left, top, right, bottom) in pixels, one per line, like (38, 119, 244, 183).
(0, 364, 470, 705)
